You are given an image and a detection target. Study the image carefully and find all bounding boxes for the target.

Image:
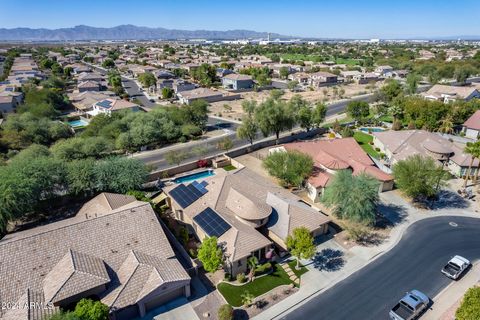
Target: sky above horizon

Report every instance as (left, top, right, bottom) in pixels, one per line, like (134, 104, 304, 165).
(2, 0, 480, 39)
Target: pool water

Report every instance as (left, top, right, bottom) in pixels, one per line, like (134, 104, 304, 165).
(360, 127, 385, 133)
(173, 170, 215, 184)
(68, 119, 89, 128)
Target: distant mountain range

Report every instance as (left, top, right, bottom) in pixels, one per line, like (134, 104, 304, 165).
(0, 25, 289, 41)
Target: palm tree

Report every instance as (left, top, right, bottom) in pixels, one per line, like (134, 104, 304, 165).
(463, 142, 480, 188)
(247, 256, 258, 282)
(437, 115, 454, 135)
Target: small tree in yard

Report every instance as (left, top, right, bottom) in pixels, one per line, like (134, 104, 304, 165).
(392, 155, 448, 200)
(241, 290, 255, 307)
(218, 304, 234, 320)
(165, 150, 189, 166)
(73, 298, 109, 320)
(197, 236, 223, 273)
(456, 287, 480, 320)
(286, 227, 315, 270)
(247, 256, 259, 282)
(322, 170, 379, 226)
(263, 150, 313, 188)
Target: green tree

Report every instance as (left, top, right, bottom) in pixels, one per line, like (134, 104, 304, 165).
(255, 98, 296, 142)
(287, 80, 299, 92)
(93, 157, 148, 193)
(286, 227, 315, 269)
(456, 286, 480, 320)
(279, 66, 290, 79)
(392, 155, 448, 200)
(242, 100, 257, 116)
(312, 102, 327, 128)
(240, 291, 255, 307)
(191, 63, 217, 86)
(263, 150, 313, 187)
(66, 159, 97, 196)
(73, 298, 109, 320)
(297, 105, 313, 131)
(463, 141, 480, 188)
(380, 79, 403, 102)
(217, 137, 234, 153)
(437, 115, 454, 134)
(247, 256, 258, 282)
(165, 150, 189, 166)
(406, 73, 421, 94)
(237, 115, 258, 145)
(322, 170, 379, 225)
(346, 100, 370, 123)
(161, 87, 174, 99)
(218, 304, 234, 320)
(138, 72, 157, 88)
(101, 58, 115, 69)
(197, 236, 223, 273)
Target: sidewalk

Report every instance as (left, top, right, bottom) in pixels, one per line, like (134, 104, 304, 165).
(253, 190, 480, 320)
(423, 263, 480, 320)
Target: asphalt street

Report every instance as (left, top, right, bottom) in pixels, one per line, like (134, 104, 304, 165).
(281, 216, 480, 320)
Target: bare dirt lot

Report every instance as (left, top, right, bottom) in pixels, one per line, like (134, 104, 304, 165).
(209, 81, 384, 121)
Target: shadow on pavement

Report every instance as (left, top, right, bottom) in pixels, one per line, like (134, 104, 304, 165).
(429, 189, 470, 210)
(376, 202, 408, 228)
(312, 248, 345, 272)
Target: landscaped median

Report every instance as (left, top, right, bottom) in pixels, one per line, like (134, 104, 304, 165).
(217, 263, 298, 307)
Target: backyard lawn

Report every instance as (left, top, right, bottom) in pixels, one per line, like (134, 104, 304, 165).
(223, 164, 237, 171)
(217, 263, 293, 307)
(288, 260, 309, 278)
(354, 131, 380, 159)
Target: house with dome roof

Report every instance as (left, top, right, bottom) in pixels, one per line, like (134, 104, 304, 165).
(163, 168, 330, 276)
(372, 130, 479, 178)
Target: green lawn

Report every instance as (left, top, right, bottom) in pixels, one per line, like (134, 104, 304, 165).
(334, 57, 361, 66)
(287, 260, 309, 278)
(217, 263, 293, 307)
(378, 115, 394, 123)
(354, 131, 380, 159)
(223, 164, 237, 171)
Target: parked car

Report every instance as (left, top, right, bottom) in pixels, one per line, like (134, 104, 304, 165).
(389, 290, 429, 320)
(441, 255, 470, 280)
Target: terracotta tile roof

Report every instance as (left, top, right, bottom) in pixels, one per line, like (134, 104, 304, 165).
(464, 110, 480, 131)
(284, 138, 393, 186)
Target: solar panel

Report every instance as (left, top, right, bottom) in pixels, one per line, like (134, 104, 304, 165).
(193, 207, 231, 238)
(200, 180, 208, 187)
(97, 100, 112, 109)
(169, 182, 208, 209)
(191, 180, 208, 195)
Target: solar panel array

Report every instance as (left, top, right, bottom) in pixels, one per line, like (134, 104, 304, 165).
(191, 180, 208, 194)
(169, 182, 208, 209)
(97, 100, 113, 109)
(193, 207, 231, 238)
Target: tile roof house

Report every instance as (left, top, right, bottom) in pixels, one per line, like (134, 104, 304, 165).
(163, 168, 330, 276)
(373, 130, 479, 178)
(463, 110, 480, 139)
(282, 138, 394, 202)
(421, 84, 480, 103)
(0, 193, 190, 320)
(88, 98, 140, 117)
(77, 80, 100, 92)
(221, 73, 254, 90)
(176, 88, 223, 105)
(68, 91, 116, 112)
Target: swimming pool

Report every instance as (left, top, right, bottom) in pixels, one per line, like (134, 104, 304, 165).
(360, 127, 385, 133)
(173, 170, 215, 184)
(68, 119, 89, 128)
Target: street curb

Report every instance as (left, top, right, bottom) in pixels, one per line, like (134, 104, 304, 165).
(264, 212, 480, 320)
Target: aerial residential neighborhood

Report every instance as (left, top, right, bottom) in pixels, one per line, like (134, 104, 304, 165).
(2, 1, 480, 320)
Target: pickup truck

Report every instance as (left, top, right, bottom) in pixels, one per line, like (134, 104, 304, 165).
(389, 290, 429, 320)
(441, 255, 470, 280)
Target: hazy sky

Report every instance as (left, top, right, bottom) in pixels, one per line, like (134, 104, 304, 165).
(2, 0, 480, 38)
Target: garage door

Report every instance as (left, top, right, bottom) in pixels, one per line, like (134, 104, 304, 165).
(144, 286, 185, 312)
